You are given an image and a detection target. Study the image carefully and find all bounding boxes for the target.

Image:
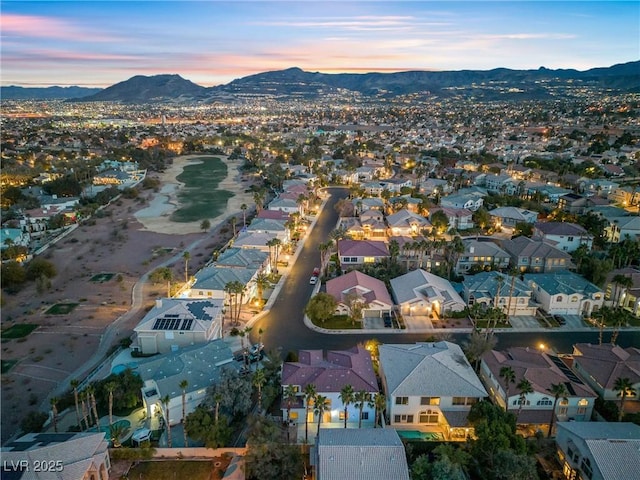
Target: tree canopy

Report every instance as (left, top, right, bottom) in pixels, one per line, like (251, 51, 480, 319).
(304, 293, 337, 324)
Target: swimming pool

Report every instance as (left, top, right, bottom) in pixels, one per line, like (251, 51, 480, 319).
(95, 419, 131, 434)
(397, 430, 444, 441)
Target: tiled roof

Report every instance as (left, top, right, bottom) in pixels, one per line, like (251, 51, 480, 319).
(463, 271, 532, 299)
(192, 266, 255, 291)
(325, 270, 393, 307)
(338, 239, 389, 257)
(462, 238, 510, 258)
(501, 236, 572, 261)
(215, 247, 268, 268)
(135, 298, 223, 333)
(523, 271, 602, 297)
(281, 346, 378, 394)
(572, 343, 640, 390)
(488, 206, 538, 222)
(379, 342, 487, 398)
(386, 209, 431, 228)
(533, 221, 589, 236)
(316, 429, 409, 480)
(390, 269, 464, 308)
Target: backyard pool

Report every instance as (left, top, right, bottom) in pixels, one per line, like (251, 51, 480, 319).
(95, 419, 131, 434)
(397, 430, 444, 441)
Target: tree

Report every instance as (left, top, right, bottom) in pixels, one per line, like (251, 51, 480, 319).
(211, 367, 253, 417)
(548, 383, 568, 437)
(283, 385, 298, 442)
(304, 293, 337, 325)
(106, 381, 116, 428)
(373, 392, 386, 428)
(229, 215, 237, 237)
(255, 272, 270, 307)
(25, 257, 56, 281)
(185, 406, 231, 448)
(430, 210, 450, 234)
(266, 237, 282, 273)
(240, 203, 248, 227)
(513, 221, 534, 238)
(87, 386, 100, 430)
(79, 390, 90, 429)
(339, 385, 354, 428)
(499, 366, 516, 411)
(50, 397, 59, 433)
(304, 384, 316, 444)
(200, 219, 211, 232)
(473, 207, 492, 231)
(161, 394, 172, 447)
(614, 377, 637, 422)
(70, 379, 82, 431)
(20, 411, 48, 433)
(516, 378, 533, 420)
(344, 291, 367, 325)
(253, 368, 267, 414)
(462, 329, 497, 372)
(314, 394, 330, 436)
(1, 260, 26, 292)
(353, 390, 371, 428)
(224, 280, 246, 326)
(182, 251, 190, 284)
(179, 379, 189, 447)
(149, 267, 173, 297)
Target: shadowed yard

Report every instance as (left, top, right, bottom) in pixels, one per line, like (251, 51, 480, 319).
(126, 458, 231, 480)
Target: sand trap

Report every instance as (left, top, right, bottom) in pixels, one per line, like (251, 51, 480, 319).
(135, 154, 254, 234)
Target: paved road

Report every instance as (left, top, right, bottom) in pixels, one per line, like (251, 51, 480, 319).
(252, 188, 640, 356)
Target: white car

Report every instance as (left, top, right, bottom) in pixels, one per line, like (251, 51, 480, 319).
(309, 276, 318, 285)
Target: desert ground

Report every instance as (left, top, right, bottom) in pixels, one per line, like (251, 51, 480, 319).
(0, 155, 257, 443)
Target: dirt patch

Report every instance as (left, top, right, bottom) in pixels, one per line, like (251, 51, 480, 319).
(0, 163, 257, 444)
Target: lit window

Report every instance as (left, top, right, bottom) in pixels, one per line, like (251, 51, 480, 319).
(363, 256, 375, 263)
(395, 396, 409, 405)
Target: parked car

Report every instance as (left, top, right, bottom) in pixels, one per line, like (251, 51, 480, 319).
(383, 312, 393, 328)
(312, 267, 320, 277)
(554, 315, 566, 325)
(249, 342, 264, 356)
(309, 276, 318, 285)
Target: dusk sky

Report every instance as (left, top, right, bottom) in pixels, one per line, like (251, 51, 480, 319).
(1, 1, 638, 87)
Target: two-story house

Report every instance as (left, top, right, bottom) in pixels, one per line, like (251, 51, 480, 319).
(325, 270, 394, 319)
(500, 236, 573, 273)
(488, 206, 539, 228)
(337, 240, 390, 269)
(463, 271, 537, 317)
(456, 239, 511, 274)
(386, 209, 431, 237)
(532, 222, 593, 252)
(379, 342, 487, 441)
(390, 269, 466, 317)
(524, 271, 604, 316)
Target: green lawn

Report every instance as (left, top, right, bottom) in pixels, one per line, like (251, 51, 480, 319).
(127, 459, 229, 480)
(311, 314, 362, 330)
(45, 303, 79, 315)
(171, 156, 234, 223)
(90, 273, 115, 282)
(1, 359, 18, 374)
(1, 323, 38, 339)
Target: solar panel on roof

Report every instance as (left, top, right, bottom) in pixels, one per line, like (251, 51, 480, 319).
(152, 319, 162, 330)
(181, 318, 193, 330)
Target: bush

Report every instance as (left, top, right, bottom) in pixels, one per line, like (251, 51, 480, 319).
(21, 411, 48, 433)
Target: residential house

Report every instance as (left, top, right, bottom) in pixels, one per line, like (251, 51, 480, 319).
(419, 178, 452, 197)
(386, 209, 431, 237)
(378, 342, 488, 440)
(337, 240, 390, 268)
(429, 207, 474, 231)
(313, 429, 410, 480)
(381, 178, 412, 193)
(267, 197, 300, 214)
(388, 195, 422, 213)
(555, 422, 640, 480)
(352, 197, 385, 213)
(0, 228, 30, 249)
(479, 347, 596, 430)
(280, 347, 379, 437)
(390, 269, 465, 317)
(139, 339, 236, 428)
(325, 270, 394, 319)
(456, 239, 511, 274)
(533, 185, 573, 203)
(558, 193, 589, 215)
(213, 247, 270, 273)
(245, 218, 289, 242)
(485, 174, 517, 194)
(609, 186, 640, 208)
(488, 206, 539, 228)
(1, 432, 111, 480)
(232, 231, 278, 252)
(189, 266, 256, 301)
(500, 236, 573, 273)
(571, 343, 640, 404)
(524, 271, 604, 316)
(256, 209, 289, 221)
(440, 191, 485, 211)
(582, 178, 619, 197)
(532, 222, 593, 252)
(358, 209, 388, 240)
(603, 268, 640, 315)
(463, 271, 537, 317)
(604, 216, 640, 243)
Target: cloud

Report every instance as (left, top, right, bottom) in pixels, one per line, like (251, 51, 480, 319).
(480, 33, 577, 40)
(1, 13, 116, 42)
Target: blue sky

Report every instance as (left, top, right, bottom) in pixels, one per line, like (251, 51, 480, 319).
(1, 1, 638, 87)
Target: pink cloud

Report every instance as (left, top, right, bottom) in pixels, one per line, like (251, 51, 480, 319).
(1, 13, 115, 41)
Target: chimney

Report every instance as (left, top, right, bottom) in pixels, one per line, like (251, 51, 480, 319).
(155, 298, 162, 308)
(469, 246, 475, 253)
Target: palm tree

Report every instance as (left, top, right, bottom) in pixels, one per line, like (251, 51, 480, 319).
(373, 393, 386, 428)
(213, 392, 222, 424)
(79, 390, 90, 429)
(499, 366, 516, 411)
(253, 368, 267, 414)
(339, 385, 354, 428)
(87, 386, 99, 430)
(106, 381, 117, 428)
(70, 379, 82, 431)
(283, 385, 298, 427)
(304, 384, 316, 444)
(266, 237, 282, 273)
(548, 383, 568, 438)
(614, 377, 637, 422)
(229, 216, 237, 237)
(255, 272, 270, 307)
(50, 397, 59, 433)
(240, 203, 248, 227)
(516, 378, 533, 420)
(354, 390, 371, 428)
(161, 395, 172, 448)
(182, 251, 190, 284)
(179, 379, 189, 447)
(314, 394, 330, 437)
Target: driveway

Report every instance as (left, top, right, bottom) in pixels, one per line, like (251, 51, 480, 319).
(509, 316, 543, 329)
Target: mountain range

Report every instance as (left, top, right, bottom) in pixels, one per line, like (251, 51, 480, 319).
(2, 61, 638, 102)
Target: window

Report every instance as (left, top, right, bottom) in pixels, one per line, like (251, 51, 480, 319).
(571, 296, 578, 303)
(556, 295, 563, 302)
(395, 396, 409, 405)
(577, 406, 587, 415)
(394, 414, 414, 424)
(363, 256, 375, 263)
(537, 397, 553, 406)
(420, 397, 440, 406)
(558, 407, 568, 415)
(290, 412, 298, 420)
(580, 458, 593, 479)
(452, 397, 478, 406)
(567, 236, 574, 242)
(419, 410, 439, 424)
(339, 411, 346, 420)
(361, 411, 369, 420)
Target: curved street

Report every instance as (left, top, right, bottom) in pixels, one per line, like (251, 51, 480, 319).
(251, 188, 640, 356)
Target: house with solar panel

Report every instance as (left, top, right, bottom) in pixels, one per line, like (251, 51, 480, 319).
(479, 347, 597, 435)
(132, 298, 224, 355)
